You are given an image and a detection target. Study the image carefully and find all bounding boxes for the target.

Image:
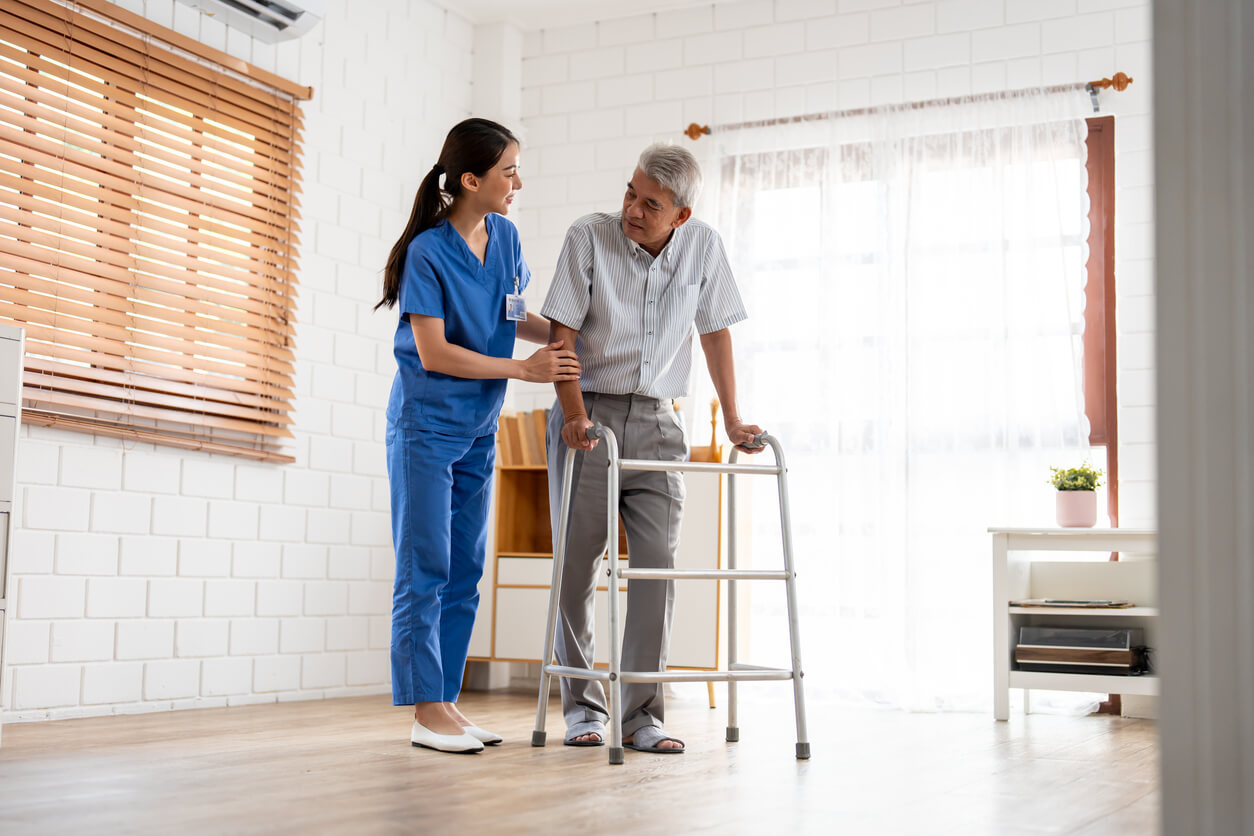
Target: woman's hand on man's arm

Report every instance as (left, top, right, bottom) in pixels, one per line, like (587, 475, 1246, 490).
(550, 320, 597, 450)
(411, 315, 579, 382)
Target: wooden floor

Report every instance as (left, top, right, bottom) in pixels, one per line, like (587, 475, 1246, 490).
(0, 688, 1158, 835)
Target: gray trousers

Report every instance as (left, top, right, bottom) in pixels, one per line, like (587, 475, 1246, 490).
(546, 392, 687, 737)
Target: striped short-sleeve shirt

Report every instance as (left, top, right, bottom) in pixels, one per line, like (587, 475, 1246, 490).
(541, 212, 747, 399)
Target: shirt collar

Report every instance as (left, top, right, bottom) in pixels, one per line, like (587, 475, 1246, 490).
(619, 213, 683, 263)
(439, 215, 494, 268)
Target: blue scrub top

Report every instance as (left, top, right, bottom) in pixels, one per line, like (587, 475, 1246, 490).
(387, 213, 531, 437)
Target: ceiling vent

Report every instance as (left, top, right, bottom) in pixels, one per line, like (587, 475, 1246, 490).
(174, 0, 325, 43)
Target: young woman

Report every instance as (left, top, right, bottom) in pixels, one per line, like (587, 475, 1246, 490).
(378, 118, 579, 754)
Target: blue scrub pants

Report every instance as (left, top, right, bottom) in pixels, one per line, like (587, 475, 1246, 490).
(386, 423, 496, 705)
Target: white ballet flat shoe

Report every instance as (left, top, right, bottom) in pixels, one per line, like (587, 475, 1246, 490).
(462, 724, 503, 745)
(410, 721, 484, 753)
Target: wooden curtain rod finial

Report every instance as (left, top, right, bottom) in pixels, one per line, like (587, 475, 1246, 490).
(685, 122, 711, 141)
(1089, 72, 1134, 91)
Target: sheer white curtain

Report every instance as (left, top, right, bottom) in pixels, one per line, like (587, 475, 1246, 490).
(694, 89, 1095, 710)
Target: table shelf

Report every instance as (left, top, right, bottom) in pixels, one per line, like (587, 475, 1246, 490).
(1008, 606, 1158, 617)
(1008, 670, 1160, 697)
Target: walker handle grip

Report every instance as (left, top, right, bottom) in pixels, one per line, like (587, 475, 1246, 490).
(741, 433, 765, 451)
(585, 424, 605, 441)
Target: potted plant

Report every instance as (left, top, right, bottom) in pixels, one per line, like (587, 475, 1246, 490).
(1049, 463, 1104, 527)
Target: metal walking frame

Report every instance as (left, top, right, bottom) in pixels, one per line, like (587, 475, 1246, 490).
(530, 424, 810, 765)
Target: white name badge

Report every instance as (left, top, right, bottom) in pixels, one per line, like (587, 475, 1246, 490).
(505, 276, 526, 322)
(505, 293, 526, 322)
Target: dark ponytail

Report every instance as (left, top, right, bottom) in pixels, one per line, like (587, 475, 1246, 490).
(377, 118, 519, 311)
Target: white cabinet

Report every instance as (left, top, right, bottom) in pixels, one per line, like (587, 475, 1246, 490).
(990, 527, 1158, 720)
(0, 324, 23, 746)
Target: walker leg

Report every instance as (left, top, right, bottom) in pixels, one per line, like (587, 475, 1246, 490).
(533, 450, 578, 747)
(607, 628, 625, 765)
(771, 439, 810, 760)
(726, 468, 740, 743)
(607, 639, 624, 764)
(604, 432, 625, 766)
(532, 659, 553, 748)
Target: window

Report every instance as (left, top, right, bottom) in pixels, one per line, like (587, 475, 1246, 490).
(715, 125, 1093, 456)
(697, 92, 1105, 705)
(0, 0, 310, 462)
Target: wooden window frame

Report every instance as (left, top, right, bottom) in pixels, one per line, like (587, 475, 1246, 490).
(0, 0, 310, 462)
(1083, 115, 1118, 526)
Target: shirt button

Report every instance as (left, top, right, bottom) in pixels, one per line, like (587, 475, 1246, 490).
(647, 331, 653, 335)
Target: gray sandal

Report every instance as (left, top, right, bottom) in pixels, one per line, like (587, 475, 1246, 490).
(623, 725, 684, 754)
(563, 720, 606, 747)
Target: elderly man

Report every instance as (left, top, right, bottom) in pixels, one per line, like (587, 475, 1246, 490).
(542, 143, 762, 754)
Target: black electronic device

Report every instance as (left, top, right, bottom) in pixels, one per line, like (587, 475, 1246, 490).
(1014, 626, 1149, 675)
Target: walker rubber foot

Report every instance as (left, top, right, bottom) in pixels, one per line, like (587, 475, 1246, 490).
(726, 727, 740, 742)
(609, 747, 625, 765)
(531, 730, 546, 747)
(796, 742, 811, 760)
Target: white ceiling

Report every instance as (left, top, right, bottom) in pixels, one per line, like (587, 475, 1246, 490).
(438, 0, 722, 28)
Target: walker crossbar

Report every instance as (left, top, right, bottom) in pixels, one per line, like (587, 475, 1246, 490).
(728, 662, 789, 672)
(532, 424, 810, 765)
(615, 669, 793, 684)
(617, 459, 782, 475)
(617, 568, 789, 581)
(540, 665, 793, 684)
(541, 664, 613, 682)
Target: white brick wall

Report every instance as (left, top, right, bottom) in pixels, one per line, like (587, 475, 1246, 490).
(14, 665, 81, 710)
(82, 662, 143, 705)
(144, 659, 200, 700)
(85, 579, 147, 619)
(50, 622, 114, 663)
(202, 657, 252, 697)
(4, 0, 472, 722)
(515, 0, 1157, 528)
(254, 655, 301, 693)
(116, 621, 175, 660)
(175, 621, 229, 658)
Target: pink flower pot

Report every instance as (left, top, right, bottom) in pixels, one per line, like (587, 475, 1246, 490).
(1056, 490, 1097, 527)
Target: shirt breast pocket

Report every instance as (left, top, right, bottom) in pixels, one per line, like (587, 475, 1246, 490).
(667, 281, 700, 316)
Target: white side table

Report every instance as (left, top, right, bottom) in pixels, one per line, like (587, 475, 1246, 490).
(990, 527, 1158, 720)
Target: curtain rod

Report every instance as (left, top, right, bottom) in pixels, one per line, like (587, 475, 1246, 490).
(683, 72, 1133, 140)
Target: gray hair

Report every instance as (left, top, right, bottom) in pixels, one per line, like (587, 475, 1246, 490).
(637, 143, 702, 209)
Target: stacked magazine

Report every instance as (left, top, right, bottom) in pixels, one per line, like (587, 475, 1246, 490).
(496, 408, 549, 467)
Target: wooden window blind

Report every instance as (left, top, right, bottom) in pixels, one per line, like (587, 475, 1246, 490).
(0, 0, 309, 462)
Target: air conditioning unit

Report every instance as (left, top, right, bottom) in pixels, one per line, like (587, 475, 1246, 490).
(174, 0, 325, 43)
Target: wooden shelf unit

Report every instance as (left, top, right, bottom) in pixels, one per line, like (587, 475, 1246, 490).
(990, 527, 1158, 720)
